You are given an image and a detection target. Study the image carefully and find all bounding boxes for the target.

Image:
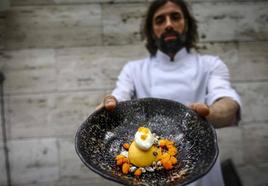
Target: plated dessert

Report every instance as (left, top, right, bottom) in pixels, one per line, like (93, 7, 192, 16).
(115, 127, 178, 177)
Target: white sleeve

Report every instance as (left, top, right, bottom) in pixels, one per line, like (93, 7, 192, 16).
(112, 62, 135, 102)
(205, 57, 242, 107)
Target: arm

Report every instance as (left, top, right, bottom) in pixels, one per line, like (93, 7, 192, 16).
(204, 56, 241, 128)
(206, 97, 240, 128)
(189, 97, 240, 129)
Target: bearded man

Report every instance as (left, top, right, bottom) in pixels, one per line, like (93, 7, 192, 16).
(99, 1, 241, 185)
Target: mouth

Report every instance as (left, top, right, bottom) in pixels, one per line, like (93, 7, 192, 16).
(164, 35, 177, 42)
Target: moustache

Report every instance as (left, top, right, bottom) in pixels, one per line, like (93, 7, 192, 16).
(161, 30, 181, 40)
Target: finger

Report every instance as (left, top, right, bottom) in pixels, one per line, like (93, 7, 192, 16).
(187, 104, 195, 110)
(104, 95, 117, 112)
(95, 103, 104, 110)
(194, 103, 210, 117)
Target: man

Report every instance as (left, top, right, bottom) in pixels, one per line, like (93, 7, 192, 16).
(99, 0, 241, 185)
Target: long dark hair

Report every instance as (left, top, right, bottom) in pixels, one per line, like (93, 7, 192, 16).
(143, 0, 198, 56)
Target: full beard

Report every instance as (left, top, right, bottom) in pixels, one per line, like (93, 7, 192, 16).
(155, 30, 186, 60)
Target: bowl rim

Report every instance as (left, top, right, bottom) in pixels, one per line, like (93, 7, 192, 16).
(75, 97, 219, 186)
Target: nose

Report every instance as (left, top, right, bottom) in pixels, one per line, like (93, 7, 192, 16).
(165, 16, 174, 31)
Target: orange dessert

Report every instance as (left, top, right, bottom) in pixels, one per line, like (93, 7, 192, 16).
(115, 127, 178, 177)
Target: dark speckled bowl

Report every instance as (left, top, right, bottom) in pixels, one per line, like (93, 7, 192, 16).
(75, 98, 218, 186)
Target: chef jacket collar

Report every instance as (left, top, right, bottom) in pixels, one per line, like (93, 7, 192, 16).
(155, 48, 188, 63)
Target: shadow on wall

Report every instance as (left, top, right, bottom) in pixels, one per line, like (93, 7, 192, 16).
(0, 0, 10, 12)
(221, 159, 242, 186)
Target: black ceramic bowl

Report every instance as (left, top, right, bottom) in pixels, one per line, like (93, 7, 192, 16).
(75, 98, 218, 186)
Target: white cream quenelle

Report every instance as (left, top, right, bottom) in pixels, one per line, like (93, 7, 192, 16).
(134, 127, 155, 150)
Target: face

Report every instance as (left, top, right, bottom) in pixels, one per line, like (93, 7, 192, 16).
(153, 1, 186, 41)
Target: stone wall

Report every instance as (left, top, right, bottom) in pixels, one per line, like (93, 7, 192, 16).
(0, 0, 267, 186)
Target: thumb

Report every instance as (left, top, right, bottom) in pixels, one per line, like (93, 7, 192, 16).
(103, 95, 117, 112)
(188, 103, 210, 117)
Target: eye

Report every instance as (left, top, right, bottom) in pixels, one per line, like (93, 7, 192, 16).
(154, 15, 165, 25)
(171, 12, 182, 21)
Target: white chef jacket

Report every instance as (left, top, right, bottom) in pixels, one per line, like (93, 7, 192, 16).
(112, 48, 241, 186)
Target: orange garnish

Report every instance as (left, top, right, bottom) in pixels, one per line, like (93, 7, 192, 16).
(168, 148, 177, 156)
(122, 163, 130, 174)
(116, 154, 129, 165)
(160, 157, 169, 165)
(122, 157, 129, 163)
(163, 160, 173, 170)
(123, 143, 130, 150)
(116, 154, 125, 160)
(134, 168, 142, 177)
(170, 156, 177, 164)
(159, 139, 166, 147)
(156, 139, 178, 170)
(160, 152, 170, 160)
(165, 140, 174, 146)
(117, 158, 124, 166)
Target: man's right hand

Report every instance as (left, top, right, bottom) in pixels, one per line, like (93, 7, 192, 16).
(96, 95, 117, 112)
